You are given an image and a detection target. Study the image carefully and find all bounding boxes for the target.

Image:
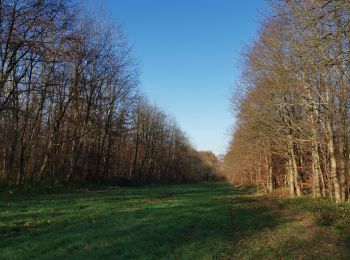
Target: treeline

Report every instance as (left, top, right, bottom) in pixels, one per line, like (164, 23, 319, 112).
(0, 0, 220, 186)
(224, 0, 350, 203)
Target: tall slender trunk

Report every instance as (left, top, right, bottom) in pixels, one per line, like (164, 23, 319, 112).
(310, 122, 322, 197)
(287, 134, 301, 197)
(266, 152, 273, 193)
(305, 88, 323, 197)
(338, 131, 347, 201)
(338, 94, 348, 201)
(325, 114, 342, 203)
(287, 158, 295, 197)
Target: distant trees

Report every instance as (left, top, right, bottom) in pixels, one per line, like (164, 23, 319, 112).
(224, 0, 350, 203)
(197, 151, 223, 181)
(0, 0, 220, 186)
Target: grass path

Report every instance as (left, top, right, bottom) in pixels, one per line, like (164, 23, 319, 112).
(1, 182, 350, 259)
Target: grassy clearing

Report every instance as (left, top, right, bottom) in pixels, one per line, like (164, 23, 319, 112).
(1, 182, 350, 259)
(0, 182, 238, 259)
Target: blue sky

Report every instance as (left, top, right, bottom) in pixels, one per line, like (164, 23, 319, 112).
(100, 0, 268, 155)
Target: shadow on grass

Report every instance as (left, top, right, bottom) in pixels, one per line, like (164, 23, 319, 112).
(8, 183, 345, 259)
(230, 196, 287, 239)
(0, 182, 243, 259)
(228, 195, 350, 259)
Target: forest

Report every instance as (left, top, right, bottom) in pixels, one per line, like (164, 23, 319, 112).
(2, 0, 350, 259)
(0, 0, 222, 187)
(224, 0, 350, 203)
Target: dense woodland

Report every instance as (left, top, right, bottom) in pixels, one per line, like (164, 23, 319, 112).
(0, 0, 222, 186)
(224, 0, 350, 203)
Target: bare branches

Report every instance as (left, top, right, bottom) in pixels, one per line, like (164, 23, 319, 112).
(0, 0, 218, 186)
(225, 0, 350, 202)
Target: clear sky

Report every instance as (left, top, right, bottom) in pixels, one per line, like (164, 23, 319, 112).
(100, 0, 268, 155)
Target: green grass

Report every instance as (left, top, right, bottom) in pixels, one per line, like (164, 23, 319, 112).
(1, 182, 350, 259)
(0, 182, 239, 259)
(229, 195, 350, 259)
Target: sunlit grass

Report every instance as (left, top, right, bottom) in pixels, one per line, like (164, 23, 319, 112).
(0, 182, 238, 259)
(2, 183, 349, 259)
